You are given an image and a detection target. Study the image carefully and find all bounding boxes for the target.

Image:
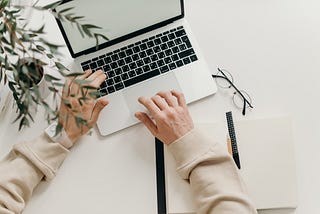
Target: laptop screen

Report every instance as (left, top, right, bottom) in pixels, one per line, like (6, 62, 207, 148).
(56, 0, 183, 57)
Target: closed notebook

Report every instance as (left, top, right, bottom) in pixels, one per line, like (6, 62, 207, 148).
(164, 116, 298, 213)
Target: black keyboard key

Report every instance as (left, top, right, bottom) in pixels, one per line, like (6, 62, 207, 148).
(171, 54, 179, 61)
(135, 68, 143, 75)
(110, 62, 118, 69)
(169, 63, 177, 70)
(104, 57, 112, 64)
(114, 76, 121, 83)
(106, 79, 114, 86)
(178, 49, 195, 59)
(167, 41, 175, 48)
(140, 43, 147, 50)
(115, 68, 122, 75)
(81, 60, 91, 66)
(133, 46, 140, 53)
(124, 69, 160, 87)
(151, 54, 158, 62)
(111, 54, 119, 61)
(149, 36, 155, 40)
(175, 29, 186, 37)
(153, 46, 161, 53)
(135, 41, 142, 46)
(143, 57, 151, 64)
(177, 26, 183, 30)
(168, 33, 176, 40)
(99, 88, 108, 96)
(146, 49, 154, 56)
(107, 70, 115, 78)
(137, 60, 144, 67)
(92, 57, 98, 62)
(183, 57, 191, 65)
(160, 43, 168, 50)
(97, 59, 104, 67)
(90, 62, 98, 69)
(99, 54, 105, 59)
(122, 65, 130, 73)
(158, 52, 165, 59)
(118, 59, 125, 67)
(114, 49, 120, 53)
(128, 44, 134, 48)
(115, 82, 125, 91)
(142, 39, 148, 43)
(107, 86, 115, 94)
(179, 44, 187, 51)
(164, 57, 172, 64)
(176, 60, 183, 67)
(132, 54, 139, 61)
(150, 62, 158, 70)
(128, 70, 136, 78)
(190, 55, 198, 62)
(119, 51, 126, 58)
(125, 49, 134, 56)
(82, 65, 90, 71)
(139, 51, 147, 58)
(100, 80, 107, 89)
(147, 41, 155, 48)
(161, 35, 169, 43)
(121, 73, 129, 80)
(156, 33, 163, 38)
(129, 62, 137, 70)
(170, 28, 177, 32)
(154, 38, 161, 45)
(160, 65, 169, 73)
(165, 49, 173, 56)
(125, 56, 132, 64)
(174, 38, 182, 45)
(143, 65, 151, 72)
(120, 46, 127, 51)
(172, 47, 179, 53)
(163, 31, 169, 35)
(103, 65, 111, 72)
(157, 59, 165, 67)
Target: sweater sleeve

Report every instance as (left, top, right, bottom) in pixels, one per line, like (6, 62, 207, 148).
(0, 133, 69, 214)
(167, 128, 257, 214)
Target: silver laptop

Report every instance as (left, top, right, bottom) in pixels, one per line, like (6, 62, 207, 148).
(55, 0, 217, 136)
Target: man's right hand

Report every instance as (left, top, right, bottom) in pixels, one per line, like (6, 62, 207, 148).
(135, 90, 194, 145)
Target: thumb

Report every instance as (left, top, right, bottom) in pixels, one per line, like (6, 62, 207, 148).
(135, 112, 157, 136)
(90, 98, 109, 126)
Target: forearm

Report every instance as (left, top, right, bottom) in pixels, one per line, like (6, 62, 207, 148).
(168, 128, 257, 214)
(0, 134, 69, 213)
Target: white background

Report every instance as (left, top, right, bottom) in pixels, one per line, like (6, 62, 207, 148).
(1, 0, 320, 213)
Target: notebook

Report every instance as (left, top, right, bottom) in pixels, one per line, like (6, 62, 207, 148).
(164, 116, 298, 213)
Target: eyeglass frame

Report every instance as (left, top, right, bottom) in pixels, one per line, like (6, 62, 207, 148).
(212, 68, 253, 115)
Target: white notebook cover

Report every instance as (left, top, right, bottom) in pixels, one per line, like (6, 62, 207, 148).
(165, 116, 298, 213)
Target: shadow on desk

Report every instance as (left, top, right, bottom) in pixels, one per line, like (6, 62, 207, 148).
(259, 208, 296, 214)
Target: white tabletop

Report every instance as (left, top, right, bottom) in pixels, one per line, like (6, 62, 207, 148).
(1, 0, 320, 213)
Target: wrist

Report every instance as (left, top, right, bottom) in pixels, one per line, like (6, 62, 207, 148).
(45, 122, 74, 149)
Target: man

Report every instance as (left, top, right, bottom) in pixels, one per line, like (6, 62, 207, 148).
(0, 70, 257, 214)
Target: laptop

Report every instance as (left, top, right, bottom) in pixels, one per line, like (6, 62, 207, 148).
(55, 0, 217, 136)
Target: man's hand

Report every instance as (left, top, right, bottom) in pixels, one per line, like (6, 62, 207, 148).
(59, 70, 109, 145)
(135, 90, 194, 145)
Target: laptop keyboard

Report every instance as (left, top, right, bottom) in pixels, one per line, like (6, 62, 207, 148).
(80, 26, 198, 96)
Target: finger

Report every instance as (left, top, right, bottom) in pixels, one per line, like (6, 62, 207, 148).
(86, 69, 104, 82)
(138, 96, 161, 116)
(88, 72, 107, 88)
(171, 90, 187, 108)
(135, 112, 157, 136)
(89, 98, 109, 127)
(157, 91, 177, 107)
(151, 95, 169, 110)
(69, 70, 93, 95)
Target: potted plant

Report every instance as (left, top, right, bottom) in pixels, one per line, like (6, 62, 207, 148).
(0, 0, 108, 131)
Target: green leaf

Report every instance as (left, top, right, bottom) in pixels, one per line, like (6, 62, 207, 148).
(36, 45, 45, 51)
(44, 74, 60, 81)
(55, 122, 63, 136)
(42, 1, 62, 10)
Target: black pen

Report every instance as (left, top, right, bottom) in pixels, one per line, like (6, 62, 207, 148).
(226, 111, 241, 169)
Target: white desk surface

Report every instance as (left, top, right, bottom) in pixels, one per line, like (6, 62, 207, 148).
(1, 0, 320, 213)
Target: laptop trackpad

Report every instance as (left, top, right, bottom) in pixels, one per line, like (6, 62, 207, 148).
(123, 73, 182, 115)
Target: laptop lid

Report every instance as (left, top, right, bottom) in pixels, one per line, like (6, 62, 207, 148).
(55, 0, 184, 58)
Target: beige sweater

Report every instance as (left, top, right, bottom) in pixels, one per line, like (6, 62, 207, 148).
(0, 128, 257, 214)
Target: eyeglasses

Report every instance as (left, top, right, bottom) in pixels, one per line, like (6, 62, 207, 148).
(212, 68, 253, 115)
